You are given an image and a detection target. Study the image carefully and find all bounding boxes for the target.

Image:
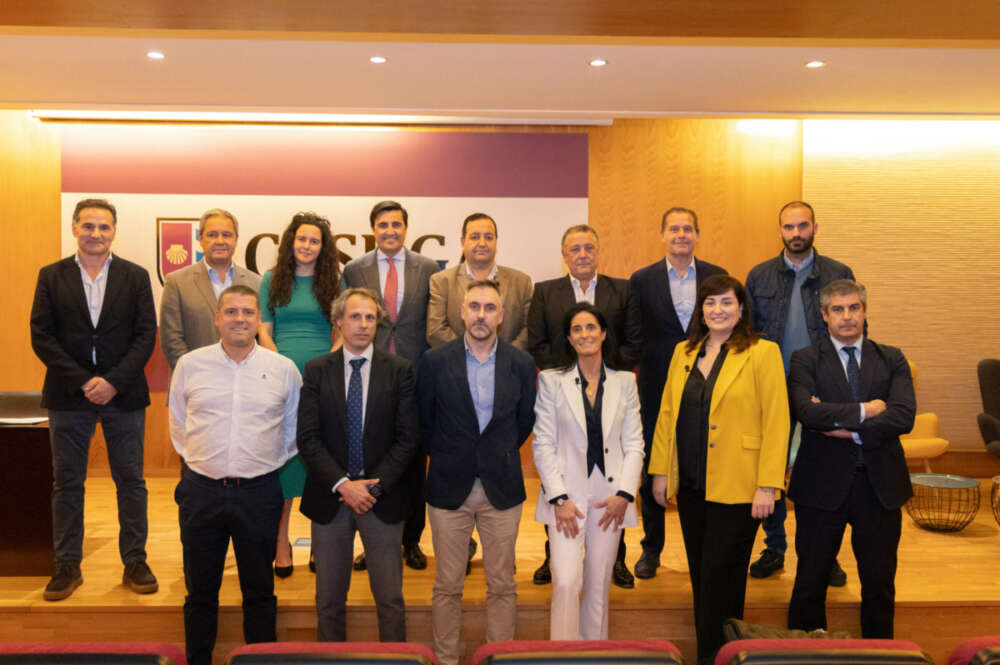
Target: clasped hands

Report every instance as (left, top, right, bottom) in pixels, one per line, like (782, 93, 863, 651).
(337, 477, 381, 514)
(82, 377, 117, 405)
(554, 495, 628, 537)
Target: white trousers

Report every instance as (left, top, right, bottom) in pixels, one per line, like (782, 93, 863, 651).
(548, 468, 623, 640)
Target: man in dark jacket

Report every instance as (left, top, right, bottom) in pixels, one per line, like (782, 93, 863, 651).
(745, 201, 856, 584)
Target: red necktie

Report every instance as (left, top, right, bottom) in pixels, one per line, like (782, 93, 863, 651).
(385, 257, 398, 353)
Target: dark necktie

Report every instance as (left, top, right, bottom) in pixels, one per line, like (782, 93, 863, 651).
(347, 357, 367, 478)
(844, 346, 861, 401)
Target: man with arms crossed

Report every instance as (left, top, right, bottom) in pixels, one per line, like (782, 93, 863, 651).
(160, 208, 260, 370)
(297, 288, 419, 641)
(30, 198, 158, 601)
(745, 201, 856, 585)
(343, 200, 441, 571)
(169, 285, 301, 665)
(419, 280, 537, 665)
(786, 280, 914, 638)
(628, 207, 726, 579)
(526, 223, 641, 588)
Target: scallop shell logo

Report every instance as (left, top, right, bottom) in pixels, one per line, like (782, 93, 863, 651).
(166, 244, 189, 265)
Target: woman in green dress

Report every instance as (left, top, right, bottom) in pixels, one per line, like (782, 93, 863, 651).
(258, 211, 341, 577)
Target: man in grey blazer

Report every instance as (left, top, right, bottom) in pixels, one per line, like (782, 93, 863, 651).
(427, 213, 532, 350)
(160, 208, 261, 370)
(342, 200, 442, 570)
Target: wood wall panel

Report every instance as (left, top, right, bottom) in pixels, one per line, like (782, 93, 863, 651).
(0, 110, 60, 391)
(803, 120, 1000, 451)
(588, 118, 802, 281)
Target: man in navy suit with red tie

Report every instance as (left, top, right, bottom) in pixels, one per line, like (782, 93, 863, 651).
(787, 279, 915, 638)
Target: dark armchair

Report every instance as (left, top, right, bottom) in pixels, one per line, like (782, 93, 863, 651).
(977, 359, 1000, 458)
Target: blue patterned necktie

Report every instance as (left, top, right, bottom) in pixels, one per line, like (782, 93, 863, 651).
(844, 346, 861, 401)
(347, 357, 367, 478)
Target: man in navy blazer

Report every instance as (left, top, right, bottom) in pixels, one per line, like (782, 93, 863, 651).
(297, 287, 419, 641)
(787, 280, 914, 638)
(342, 200, 442, 571)
(30, 198, 158, 601)
(628, 207, 726, 579)
(418, 279, 536, 665)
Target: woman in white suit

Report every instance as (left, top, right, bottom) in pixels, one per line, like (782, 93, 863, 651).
(533, 302, 645, 640)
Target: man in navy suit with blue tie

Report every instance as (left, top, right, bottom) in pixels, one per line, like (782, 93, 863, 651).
(297, 287, 419, 642)
(628, 207, 726, 579)
(787, 280, 915, 638)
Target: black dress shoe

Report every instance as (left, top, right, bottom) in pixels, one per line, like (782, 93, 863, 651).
(533, 541, 551, 585)
(633, 551, 660, 579)
(403, 544, 428, 570)
(123, 561, 159, 594)
(612, 559, 634, 588)
(353, 552, 367, 571)
(828, 559, 848, 587)
(274, 544, 293, 579)
(748, 549, 784, 579)
(44, 564, 82, 601)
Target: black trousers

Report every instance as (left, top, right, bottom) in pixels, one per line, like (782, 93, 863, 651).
(402, 451, 427, 547)
(676, 489, 760, 665)
(788, 468, 901, 638)
(639, 436, 666, 557)
(176, 467, 284, 665)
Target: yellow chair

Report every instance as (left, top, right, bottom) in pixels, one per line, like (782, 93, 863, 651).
(900, 361, 949, 472)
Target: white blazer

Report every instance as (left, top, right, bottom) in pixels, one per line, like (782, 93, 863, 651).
(533, 365, 645, 527)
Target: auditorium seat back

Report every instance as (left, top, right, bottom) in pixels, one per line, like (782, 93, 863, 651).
(225, 642, 436, 665)
(714, 639, 929, 665)
(948, 636, 1000, 665)
(471, 640, 684, 665)
(0, 642, 186, 665)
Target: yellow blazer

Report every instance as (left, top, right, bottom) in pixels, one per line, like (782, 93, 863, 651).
(648, 337, 790, 504)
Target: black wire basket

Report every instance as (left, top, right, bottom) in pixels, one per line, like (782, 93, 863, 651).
(904, 473, 980, 532)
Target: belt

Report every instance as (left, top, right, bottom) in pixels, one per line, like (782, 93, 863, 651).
(856, 464, 867, 472)
(183, 467, 279, 487)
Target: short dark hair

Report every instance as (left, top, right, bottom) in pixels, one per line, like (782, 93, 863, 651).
(331, 287, 386, 324)
(464, 279, 501, 297)
(686, 274, 760, 354)
(779, 201, 815, 223)
(462, 213, 497, 237)
(555, 302, 611, 371)
(369, 200, 408, 228)
(561, 224, 599, 247)
(73, 198, 117, 226)
(661, 207, 699, 233)
(217, 284, 259, 311)
(820, 279, 868, 311)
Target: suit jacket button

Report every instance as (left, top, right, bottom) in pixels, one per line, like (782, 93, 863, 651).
(710, 424, 717, 430)
(709, 443, 715, 448)
(604, 448, 609, 453)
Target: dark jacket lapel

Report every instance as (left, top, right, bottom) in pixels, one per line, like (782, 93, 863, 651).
(96, 254, 124, 330)
(62, 257, 93, 330)
(819, 338, 853, 399)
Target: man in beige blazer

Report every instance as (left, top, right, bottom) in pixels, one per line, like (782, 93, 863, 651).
(426, 213, 532, 350)
(160, 208, 261, 370)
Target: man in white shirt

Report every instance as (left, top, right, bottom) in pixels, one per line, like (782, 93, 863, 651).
(169, 285, 302, 665)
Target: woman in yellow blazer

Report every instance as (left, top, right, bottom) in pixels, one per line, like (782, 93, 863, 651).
(649, 274, 789, 665)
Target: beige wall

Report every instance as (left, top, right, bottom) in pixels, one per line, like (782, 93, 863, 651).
(803, 120, 1000, 451)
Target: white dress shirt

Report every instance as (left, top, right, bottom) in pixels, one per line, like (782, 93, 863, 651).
(169, 341, 302, 479)
(830, 335, 866, 444)
(75, 252, 112, 363)
(570, 275, 596, 304)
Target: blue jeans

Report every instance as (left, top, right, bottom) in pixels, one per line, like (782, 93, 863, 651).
(48, 407, 148, 566)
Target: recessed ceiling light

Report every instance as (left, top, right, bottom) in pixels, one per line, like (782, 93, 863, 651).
(147, 51, 165, 60)
(370, 56, 387, 64)
(805, 60, 826, 69)
(589, 58, 608, 67)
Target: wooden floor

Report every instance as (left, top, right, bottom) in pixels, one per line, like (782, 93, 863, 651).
(2, 477, 999, 664)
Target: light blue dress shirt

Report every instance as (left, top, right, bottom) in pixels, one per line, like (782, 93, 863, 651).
(570, 275, 596, 304)
(465, 337, 498, 434)
(205, 259, 234, 299)
(666, 257, 697, 331)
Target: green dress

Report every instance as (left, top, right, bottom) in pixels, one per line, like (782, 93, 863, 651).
(259, 271, 333, 499)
